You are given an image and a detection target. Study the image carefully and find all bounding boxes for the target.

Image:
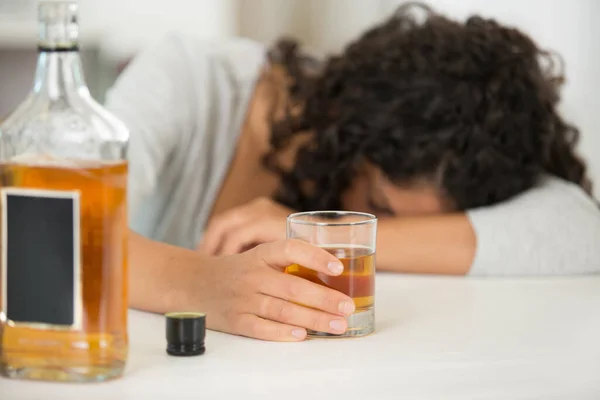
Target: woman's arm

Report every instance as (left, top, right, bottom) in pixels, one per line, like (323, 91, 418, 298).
(128, 230, 202, 313)
(376, 214, 475, 275)
(377, 176, 600, 276)
(199, 176, 600, 276)
(128, 230, 357, 341)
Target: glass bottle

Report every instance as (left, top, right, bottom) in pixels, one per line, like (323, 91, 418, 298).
(0, 2, 129, 382)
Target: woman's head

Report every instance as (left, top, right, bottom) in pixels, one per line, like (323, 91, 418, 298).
(264, 3, 591, 216)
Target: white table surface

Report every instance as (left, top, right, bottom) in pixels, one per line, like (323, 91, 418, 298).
(2, 273, 600, 400)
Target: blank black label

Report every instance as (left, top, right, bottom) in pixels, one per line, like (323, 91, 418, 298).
(2, 189, 79, 327)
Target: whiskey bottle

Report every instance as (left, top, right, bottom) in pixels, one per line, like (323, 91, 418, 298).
(0, 2, 129, 382)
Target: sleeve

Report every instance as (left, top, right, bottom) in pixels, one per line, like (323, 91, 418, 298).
(104, 34, 197, 211)
(466, 176, 600, 276)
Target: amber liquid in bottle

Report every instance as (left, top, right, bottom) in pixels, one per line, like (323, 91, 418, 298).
(0, 161, 128, 382)
(285, 246, 375, 311)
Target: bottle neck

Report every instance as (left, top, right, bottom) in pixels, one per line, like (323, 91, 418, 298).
(33, 48, 89, 100)
(33, 2, 87, 100)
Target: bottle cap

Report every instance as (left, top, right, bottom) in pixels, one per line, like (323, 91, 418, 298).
(165, 312, 206, 356)
(38, 2, 79, 50)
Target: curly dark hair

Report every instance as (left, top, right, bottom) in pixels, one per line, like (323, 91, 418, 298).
(263, 2, 592, 212)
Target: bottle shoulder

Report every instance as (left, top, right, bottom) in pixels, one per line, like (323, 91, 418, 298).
(0, 91, 129, 163)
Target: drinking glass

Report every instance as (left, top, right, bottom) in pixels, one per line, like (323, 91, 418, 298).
(285, 211, 376, 338)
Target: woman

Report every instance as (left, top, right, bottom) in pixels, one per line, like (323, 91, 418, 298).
(107, 4, 600, 340)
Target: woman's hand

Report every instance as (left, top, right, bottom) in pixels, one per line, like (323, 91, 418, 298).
(198, 197, 293, 256)
(179, 239, 354, 341)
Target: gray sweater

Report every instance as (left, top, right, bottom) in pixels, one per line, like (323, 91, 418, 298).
(104, 33, 600, 277)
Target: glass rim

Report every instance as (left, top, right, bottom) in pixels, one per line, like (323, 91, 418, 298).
(287, 211, 377, 227)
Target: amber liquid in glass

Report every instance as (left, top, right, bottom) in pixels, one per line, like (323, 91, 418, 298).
(0, 161, 128, 382)
(285, 246, 375, 311)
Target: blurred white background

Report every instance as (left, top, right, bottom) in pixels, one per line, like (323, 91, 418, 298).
(1, 0, 598, 194)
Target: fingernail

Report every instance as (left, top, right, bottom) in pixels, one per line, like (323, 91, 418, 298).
(327, 261, 344, 275)
(329, 319, 347, 333)
(292, 329, 306, 340)
(338, 300, 355, 315)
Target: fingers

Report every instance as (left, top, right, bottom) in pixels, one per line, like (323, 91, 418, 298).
(256, 239, 345, 276)
(219, 224, 283, 256)
(200, 208, 249, 255)
(218, 225, 256, 256)
(199, 198, 291, 256)
(234, 314, 308, 342)
(258, 270, 356, 317)
(257, 295, 348, 335)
